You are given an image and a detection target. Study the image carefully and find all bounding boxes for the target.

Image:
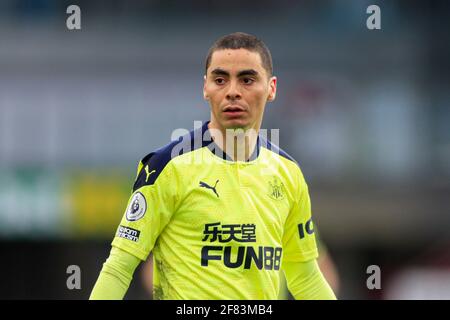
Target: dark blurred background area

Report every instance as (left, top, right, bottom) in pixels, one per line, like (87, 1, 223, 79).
(0, 0, 449, 299)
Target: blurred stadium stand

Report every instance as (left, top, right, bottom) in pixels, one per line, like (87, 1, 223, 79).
(0, 0, 449, 299)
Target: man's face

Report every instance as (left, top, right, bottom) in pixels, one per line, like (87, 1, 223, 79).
(203, 48, 277, 131)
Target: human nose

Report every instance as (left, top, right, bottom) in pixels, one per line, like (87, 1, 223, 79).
(226, 80, 241, 100)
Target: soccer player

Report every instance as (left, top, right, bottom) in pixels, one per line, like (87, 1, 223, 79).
(90, 32, 336, 300)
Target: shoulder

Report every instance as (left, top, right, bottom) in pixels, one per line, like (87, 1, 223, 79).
(260, 137, 300, 168)
(132, 125, 202, 192)
(259, 137, 308, 188)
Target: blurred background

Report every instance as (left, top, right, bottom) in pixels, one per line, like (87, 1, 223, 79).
(0, 0, 449, 299)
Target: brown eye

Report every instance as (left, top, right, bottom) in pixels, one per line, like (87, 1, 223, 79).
(242, 78, 254, 85)
(215, 78, 225, 85)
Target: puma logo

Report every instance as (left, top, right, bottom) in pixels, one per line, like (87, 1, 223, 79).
(199, 180, 219, 198)
(145, 165, 156, 183)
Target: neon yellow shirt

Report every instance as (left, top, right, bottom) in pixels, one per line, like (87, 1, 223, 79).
(111, 121, 319, 299)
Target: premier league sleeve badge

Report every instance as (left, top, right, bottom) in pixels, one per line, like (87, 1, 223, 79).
(126, 192, 147, 221)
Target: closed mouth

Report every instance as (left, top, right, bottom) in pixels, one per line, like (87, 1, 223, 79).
(223, 105, 246, 112)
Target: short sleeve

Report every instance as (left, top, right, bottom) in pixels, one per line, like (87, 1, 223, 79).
(111, 154, 177, 261)
(282, 170, 319, 263)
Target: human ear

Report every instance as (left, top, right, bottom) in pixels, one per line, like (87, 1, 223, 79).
(267, 76, 277, 102)
(203, 75, 209, 100)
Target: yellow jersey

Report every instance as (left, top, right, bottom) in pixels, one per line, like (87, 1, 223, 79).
(111, 121, 318, 299)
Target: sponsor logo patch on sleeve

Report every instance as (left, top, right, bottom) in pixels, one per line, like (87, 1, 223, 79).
(117, 225, 141, 242)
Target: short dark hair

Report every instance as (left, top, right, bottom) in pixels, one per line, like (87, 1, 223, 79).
(205, 32, 273, 77)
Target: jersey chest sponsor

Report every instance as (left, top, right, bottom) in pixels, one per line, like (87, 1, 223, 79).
(201, 245, 282, 270)
(200, 221, 281, 270)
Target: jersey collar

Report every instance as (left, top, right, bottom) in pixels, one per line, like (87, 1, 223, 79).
(201, 121, 261, 163)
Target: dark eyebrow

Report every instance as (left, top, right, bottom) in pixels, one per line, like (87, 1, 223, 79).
(210, 68, 259, 78)
(237, 69, 259, 77)
(210, 68, 230, 76)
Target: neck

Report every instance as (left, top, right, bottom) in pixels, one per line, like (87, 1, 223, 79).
(207, 120, 260, 162)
